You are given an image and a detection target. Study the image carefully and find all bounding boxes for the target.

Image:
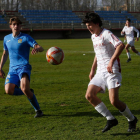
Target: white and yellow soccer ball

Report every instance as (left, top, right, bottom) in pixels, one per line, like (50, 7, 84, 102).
(46, 47, 64, 65)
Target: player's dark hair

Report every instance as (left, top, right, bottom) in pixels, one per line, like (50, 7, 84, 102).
(126, 18, 131, 22)
(82, 12, 102, 27)
(9, 17, 22, 25)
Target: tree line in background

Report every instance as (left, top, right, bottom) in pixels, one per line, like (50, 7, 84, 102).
(102, 0, 140, 12)
(0, 0, 140, 12)
(0, 0, 97, 11)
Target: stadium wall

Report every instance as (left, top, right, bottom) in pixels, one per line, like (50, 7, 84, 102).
(0, 29, 131, 40)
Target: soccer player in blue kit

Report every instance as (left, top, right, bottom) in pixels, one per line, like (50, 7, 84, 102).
(0, 17, 44, 118)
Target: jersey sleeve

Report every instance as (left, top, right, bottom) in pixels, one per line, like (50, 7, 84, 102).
(133, 27, 139, 38)
(3, 37, 8, 51)
(26, 35, 37, 48)
(105, 31, 122, 48)
(122, 27, 125, 33)
(121, 26, 125, 35)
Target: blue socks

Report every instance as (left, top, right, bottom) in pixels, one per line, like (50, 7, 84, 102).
(13, 87, 40, 111)
(13, 87, 24, 95)
(28, 94, 40, 111)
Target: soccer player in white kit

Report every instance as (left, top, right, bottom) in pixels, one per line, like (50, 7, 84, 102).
(121, 18, 140, 62)
(83, 13, 138, 133)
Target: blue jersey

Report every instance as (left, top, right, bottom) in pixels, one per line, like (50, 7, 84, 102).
(3, 32, 37, 69)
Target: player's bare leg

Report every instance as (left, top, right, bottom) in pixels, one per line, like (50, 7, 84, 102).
(109, 87, 138, 132)
(20, 74, 33, 99)
(85, 85, 102, 107)
(131, 46, 138, 53)
(20, 74, 43, 118)
(5, 83, 15, 95)
(131, 46, 140, 56)
(85, 85, 117, 132)
(125, 44, 131, 62)
(109, 87, 126, 111)
(5, 83, 24, 95)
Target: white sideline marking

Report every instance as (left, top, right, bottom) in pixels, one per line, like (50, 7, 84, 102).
(64, 47, 140, 54)
(64, 50, 140, 56)
(64, 51, 94, 53)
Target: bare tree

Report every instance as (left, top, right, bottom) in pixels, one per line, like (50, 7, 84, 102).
(2, 0, 140, 12)
(132, 0, 140, 12)
(102, 0, 125, 11)
(90, 0, 97, 11)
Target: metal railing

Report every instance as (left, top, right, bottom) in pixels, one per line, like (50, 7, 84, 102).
(1, 20, 140, 30)
(28, 21, 85, 30)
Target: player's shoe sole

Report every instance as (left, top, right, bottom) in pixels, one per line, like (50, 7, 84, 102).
(102, 119, 118, 133)
(128, 116, 138, 132)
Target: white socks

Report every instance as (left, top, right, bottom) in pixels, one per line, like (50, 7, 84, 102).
(127, 52, 131, 59)
(120, 106, 134, 121)
(95, 103, 135, 122)
(95, 102, 115, 120)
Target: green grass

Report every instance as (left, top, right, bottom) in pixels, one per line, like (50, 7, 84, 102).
(0, 38, 140, 140)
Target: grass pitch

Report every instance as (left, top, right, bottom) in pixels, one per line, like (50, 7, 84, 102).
(0, 38, 140, 140)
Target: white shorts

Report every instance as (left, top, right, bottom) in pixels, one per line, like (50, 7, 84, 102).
(127, 39, 134, 46)
(88, 72, 122, 93)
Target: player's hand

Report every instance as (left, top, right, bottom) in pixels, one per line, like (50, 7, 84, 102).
(31, 48, 39, 55)
(135, 38, 139, 41)
(0, 69, 5, 79)
(121, 32, 124, 36)
(89, 70, 95, 81)
(107, 61, 113, 74)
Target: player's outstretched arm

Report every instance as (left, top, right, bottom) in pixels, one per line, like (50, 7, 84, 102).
(31, 44, 44, 55)
(121, 26, 125, 36)
(107, 43, 125, 73)
(89, 55, 97, 80)
(121, 31, 124, 36)
(134, 27, 139, 41)
(0, 50, 9, 78)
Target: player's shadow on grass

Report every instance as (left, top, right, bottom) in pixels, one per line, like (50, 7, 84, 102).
(59, 110, 140, 117)
(42, 112, 98, 117)
(43, 111, 103, 117)
(42, 109, 140, 117)
(111, 129, 140, 136)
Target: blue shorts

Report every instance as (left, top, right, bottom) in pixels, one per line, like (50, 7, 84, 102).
(5, 65, 32, 87)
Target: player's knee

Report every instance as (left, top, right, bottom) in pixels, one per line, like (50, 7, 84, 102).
(85, 92, 95, 101)
(21, 86, 28, 94)
(5, 86, 14, 95)
(125, 47, 128, 50)
(20, 87, 33, 99)
(125, 45, 129, 49)
(110, 99, 118, 107)
(85, 93, 89, 100)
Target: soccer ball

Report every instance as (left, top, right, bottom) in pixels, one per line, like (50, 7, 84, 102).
(46, 47, 64, 65)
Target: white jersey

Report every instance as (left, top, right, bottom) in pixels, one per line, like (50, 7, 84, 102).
(122, 26, 139, 41)
(91, 28, 122, 73)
